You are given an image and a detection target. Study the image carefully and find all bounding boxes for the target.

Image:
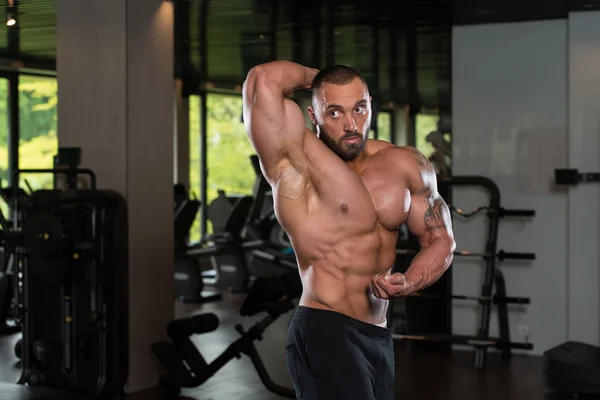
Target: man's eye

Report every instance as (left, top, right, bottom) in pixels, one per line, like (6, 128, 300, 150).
(329, 111, 340, 118)
(355, 106, 365, 114)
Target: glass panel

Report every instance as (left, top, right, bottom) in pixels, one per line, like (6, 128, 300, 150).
(415, 113, 438, 158)
(206, 93, 256, 233)
(19, 75, 58, 190)
(415, 112, 452, 177)
(377, 111, 392, 143)
(188, 95, 201, 243)
(0, 78, 8, 218)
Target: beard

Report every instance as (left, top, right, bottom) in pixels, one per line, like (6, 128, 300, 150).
(319, 129, 367, 161)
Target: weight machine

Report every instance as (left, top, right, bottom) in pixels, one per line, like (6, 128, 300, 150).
(152, 273, 301, 398)
(0, 148, 129, 397)
(0, 186, 29, 335)
(178, 155, 296, 299)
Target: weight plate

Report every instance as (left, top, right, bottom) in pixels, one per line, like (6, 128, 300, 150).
(23, 213, 67, 257)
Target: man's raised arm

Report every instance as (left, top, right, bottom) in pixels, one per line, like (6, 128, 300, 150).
(242, 61, 317, 185)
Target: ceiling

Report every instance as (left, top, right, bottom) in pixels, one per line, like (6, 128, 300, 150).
(179, 0, 454, 110)
(177, 0, 600, 110)
(3, 0, 600, 111)
(0, 0, 56, 60)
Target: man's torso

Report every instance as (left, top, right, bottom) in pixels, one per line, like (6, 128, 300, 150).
(270, 131, 412, 325)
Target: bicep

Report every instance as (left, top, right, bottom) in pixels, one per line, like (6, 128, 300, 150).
(242, 70, 307, 182)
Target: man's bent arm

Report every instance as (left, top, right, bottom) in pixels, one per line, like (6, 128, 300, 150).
(242, 61, 316, 184)
(403, 147, 456, 293)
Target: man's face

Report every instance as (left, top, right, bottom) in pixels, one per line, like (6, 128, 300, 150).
(308, 78, 372, 162)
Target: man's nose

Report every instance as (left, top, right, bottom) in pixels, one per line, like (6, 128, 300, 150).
(343, 114, 357, 131)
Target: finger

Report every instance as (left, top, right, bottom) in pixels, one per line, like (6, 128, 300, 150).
(371, 278, 388, 299)
(376, 277, 396, 299)
(370, 279, 384, 298)
(384, 273, 406, 286)
(378, 277, 407, 297)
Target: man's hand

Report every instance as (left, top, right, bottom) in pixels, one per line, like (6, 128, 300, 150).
(299, 68, 319, 90)
(371, 272, 416, 299)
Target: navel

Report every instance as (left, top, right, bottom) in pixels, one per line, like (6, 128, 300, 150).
(340, 203, 348, 212)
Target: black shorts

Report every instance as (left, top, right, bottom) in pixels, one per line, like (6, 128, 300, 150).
(285, 306, 394, 400)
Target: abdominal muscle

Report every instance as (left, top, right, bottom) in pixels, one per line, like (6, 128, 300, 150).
(291, 228, 397, 326)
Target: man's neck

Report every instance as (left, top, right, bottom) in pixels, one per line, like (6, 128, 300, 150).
(345, 150, 369, 173)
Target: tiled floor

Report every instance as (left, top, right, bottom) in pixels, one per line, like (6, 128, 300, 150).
(0, 292, 580, 400)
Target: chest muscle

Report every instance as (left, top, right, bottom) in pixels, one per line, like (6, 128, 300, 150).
(361, 167, 409, 231)
(306, 147, 407, 233)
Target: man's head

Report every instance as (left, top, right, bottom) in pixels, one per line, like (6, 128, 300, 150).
(308, 65, 371, 162)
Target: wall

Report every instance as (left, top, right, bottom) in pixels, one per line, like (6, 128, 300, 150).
(452, 20, 570, 354)
(174, 80, 190, 188)
(567, 11, 600, 345)
(56, 0, 175, 391)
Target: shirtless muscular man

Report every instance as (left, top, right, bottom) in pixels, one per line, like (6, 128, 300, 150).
(242, 61, 456, 400)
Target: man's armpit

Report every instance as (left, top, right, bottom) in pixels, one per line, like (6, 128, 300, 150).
(276, 167, 308, 200)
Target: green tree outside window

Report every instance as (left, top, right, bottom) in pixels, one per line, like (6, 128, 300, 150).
(377, 111, 392, 143)
(19, 75, 58, 190)
(189, 93, 256, 242)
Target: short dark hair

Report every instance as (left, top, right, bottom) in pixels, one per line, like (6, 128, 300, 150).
(311, 64, 368, 93)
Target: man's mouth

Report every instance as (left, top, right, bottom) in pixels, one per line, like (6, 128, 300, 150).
(343, 136, 361, 144)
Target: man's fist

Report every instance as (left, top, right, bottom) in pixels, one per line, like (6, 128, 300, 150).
(371, 272, 414, 299)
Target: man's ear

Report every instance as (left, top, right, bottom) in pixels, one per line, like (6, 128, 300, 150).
(307, 106, 317, 126)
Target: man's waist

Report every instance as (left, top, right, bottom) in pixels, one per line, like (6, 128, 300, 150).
(291, 305, 391, 339)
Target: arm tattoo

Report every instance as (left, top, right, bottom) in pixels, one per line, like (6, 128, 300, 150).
(410, 148, 435, 172)
(410, 148, 427, 168)
(423, 197, 445, 231)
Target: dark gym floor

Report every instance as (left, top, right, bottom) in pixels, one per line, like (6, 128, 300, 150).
(0, 292, 578, 400)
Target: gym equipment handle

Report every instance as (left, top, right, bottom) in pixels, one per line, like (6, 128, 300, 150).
(187, 239, 266, 257)
(501, 209, 535, 217)
(398, 248, 536, 261)
(392, 333, 534, 350)
(555, 168, 600, 185)
(409, 292, 530, 305)
(500, 296, 530, 304)
(498, 251, 536, 261)
(167, 313, 220, 340)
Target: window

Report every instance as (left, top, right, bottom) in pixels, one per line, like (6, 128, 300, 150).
(189, 95, 201, 243)
(0, 78, 8, 218)
(18, 75, 58, 190)
(205, 93, 256, 229)
(0, 78, 8, 185)
(415, 113, 440, 158)
(376, 111, 392, 143)
(189, 93, 258, 239)
(415, 112, 452, 177)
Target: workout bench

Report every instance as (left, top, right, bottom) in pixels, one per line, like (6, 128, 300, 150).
(151, 273, 301, 398)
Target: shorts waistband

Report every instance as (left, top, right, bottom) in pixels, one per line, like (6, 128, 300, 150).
(292, 306, 391, 340)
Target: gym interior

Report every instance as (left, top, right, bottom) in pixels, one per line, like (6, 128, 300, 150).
(0, 0, 598, 399)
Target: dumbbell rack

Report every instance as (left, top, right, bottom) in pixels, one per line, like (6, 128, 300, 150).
(393, 176, 536, 368)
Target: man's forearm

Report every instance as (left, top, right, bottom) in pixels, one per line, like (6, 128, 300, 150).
(249, 61, 316, 96)
(403, 238, 455, 294)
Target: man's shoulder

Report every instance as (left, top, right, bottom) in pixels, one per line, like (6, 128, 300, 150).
(366, 139, 394, 151)
(373, 144, 435, 190)
(371, 143, 422, 164)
